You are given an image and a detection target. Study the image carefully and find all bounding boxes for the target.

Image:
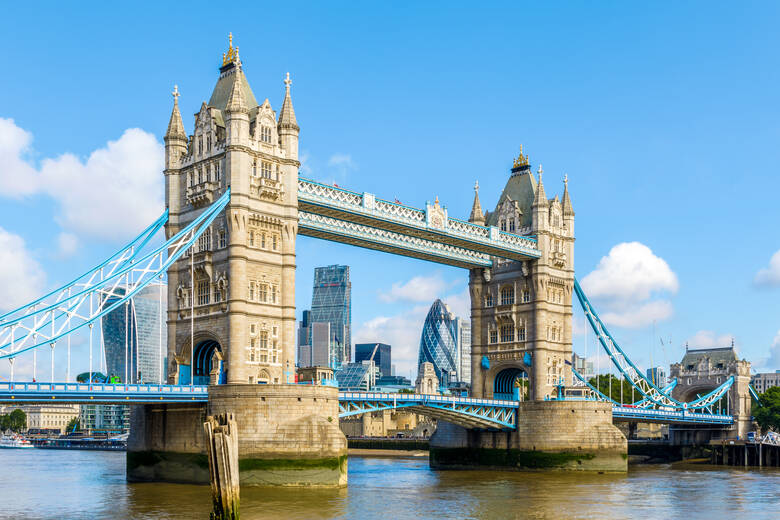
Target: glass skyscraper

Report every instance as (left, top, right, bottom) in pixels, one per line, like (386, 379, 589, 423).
(310, 265, 351, 363)
(418, 299, 458, 386)
(101, 283, 167, 384)
(455, 318, 471, 385)
(355, 343, 391, 377)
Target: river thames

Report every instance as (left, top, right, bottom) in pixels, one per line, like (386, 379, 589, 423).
(1, 450, 778, 519)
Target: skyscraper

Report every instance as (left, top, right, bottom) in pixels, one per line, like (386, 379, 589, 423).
(310, 265, 351, 362)
(418, 299, 458, 386)
(297, 310, 312, 367)
(455, 319, 471, 384)
(101, 283, 167, 384)
(355, 343, 391, 377)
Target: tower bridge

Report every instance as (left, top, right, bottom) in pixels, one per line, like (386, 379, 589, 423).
(0, 36, 751, 486)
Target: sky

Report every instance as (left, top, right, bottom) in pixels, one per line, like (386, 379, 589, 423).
(0, 2, 779, 382)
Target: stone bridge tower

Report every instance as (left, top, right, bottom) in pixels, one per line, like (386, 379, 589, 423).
(129, 36, 346, 487)
(669, 345, 753, 443)
(163, 36, 299, 385)
(468, 149, 575, 401)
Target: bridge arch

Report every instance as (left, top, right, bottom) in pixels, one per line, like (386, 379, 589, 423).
(193, 339, 222, 385)
(174, 332, 225, 385)
(483, 361, 531, 400)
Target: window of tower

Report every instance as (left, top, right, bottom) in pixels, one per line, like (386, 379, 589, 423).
(509, 220, 515, 232)
(216, 162, 221, 181)
(218, 229, 227, 249)
(272, 235, 278, 250)
(197, 280, 210, 306)
(198, 136, 203, 155)
(489, 329, 498, 344)
(485, 293, 494, 307)
(261, 126, 272, 143)
(207, 135, 212, 152)
(271, 286, 277, 304)
(499, 219, 506, 231)
(500, 286, 515, 306)
(500, 324, 514, 343)
(249, 339, 256, 362)
(522, 290, 530, 303)
(259, 283, 268, 302)
(261, 161, 272, 178)
(261, 233, 266, 248)
(517, 326, 526, 342)
(249, 282, 255, 301)
(252, 160, 257, 177)
(249, 231, 255, 247)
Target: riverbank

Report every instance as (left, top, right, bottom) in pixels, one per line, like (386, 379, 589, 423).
(348, 448, 428, 457)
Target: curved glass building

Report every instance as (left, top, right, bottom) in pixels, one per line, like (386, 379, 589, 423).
(418, 299, 458, 386)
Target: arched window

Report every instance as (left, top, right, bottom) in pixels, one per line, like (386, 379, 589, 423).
(522, 289, 530, 303)
(489, 328, 498, 344)
(509, 220, 515, 232)
(485, 293, 494, 307)
(499, 219, 506, 231)
(500, 286, 515, 306)
(517, 325, 526, 342)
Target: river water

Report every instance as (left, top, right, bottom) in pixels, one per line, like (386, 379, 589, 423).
(0, 450, 778, 519)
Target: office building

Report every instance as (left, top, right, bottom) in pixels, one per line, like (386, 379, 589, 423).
(455, 318, 471, 384)
(355, 343, 391, 377)
(297, 310, 313, 367)
(646, 366, 667, 387)
(310, 265, 351, 362)
(751, 370, 780, 393)
(418, 299, 458, 387)
(101, 283, 167, 384)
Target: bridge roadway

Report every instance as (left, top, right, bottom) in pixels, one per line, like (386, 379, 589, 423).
(0, 383, 734, 429)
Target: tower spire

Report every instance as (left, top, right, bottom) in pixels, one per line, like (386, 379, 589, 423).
(226, 69, 247, 114)
(533, 163, 548, 207)
(469, 180, 485, 225)
(165, 84, 186, 139)
(278, 72, 299, 131)
(562, 173, 574, 216)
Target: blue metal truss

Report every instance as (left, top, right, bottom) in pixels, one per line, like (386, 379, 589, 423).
(0, 382, 208, 404)
(573, 278, 734, 411)
(611, 405, 733, 425)
(338, 392, 517, 430)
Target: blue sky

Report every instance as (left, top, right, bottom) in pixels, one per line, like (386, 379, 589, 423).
(0, 2, 779, 381)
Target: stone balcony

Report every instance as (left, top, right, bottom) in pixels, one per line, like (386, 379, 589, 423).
(551, 251, 567, 267)
(251, 176, 284, 201)
(186, 181, 219, 208)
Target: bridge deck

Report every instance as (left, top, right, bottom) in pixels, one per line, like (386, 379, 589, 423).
(0, 384, 734, 427)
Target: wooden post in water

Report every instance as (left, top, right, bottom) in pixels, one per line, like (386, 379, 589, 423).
(204, 413, 240, 520)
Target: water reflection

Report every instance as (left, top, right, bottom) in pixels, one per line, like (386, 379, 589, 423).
(0, 450, 778, 520)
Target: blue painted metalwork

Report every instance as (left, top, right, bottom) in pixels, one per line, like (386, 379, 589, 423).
(611, 405, 733, 425)
(0, 382, 208, 404)
(749, 384, 761, 403)
(338, 391, 518, 430)
(0, 190, 230, 360)
(573, 278, 733, 411)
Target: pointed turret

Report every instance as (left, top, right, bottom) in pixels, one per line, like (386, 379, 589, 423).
(165, 85, 187, 140)
(278, 72, 299, 160)
(469, 181, 485, 225)
(225, 68, 248, 114)
(165, 85, 188, 171)
(533, 164, 548, 207)
(278, 72, 299, 131)
(562, 174, 574, 216)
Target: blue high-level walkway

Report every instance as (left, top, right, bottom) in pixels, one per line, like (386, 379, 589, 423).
(0, 383, 733, 428)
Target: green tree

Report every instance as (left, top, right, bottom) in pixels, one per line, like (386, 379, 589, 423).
(0, 414, 9, 431)
(753, 386, 780, 433)
(588, 374, 639, 404)
(66, 417, 80, 432)
(8, 409, 26, 432)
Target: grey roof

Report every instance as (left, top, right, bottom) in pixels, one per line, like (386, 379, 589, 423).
(680, 346, 737, 368)
(207, 65, 259, 114)
(486, 166, 537, 228)
(165, 100, 186, 139)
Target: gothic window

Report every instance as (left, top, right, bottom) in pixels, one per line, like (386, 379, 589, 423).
(500, 324, 514, 343)
(249, 339, 256, 362)
(261, 233, 266, 248)
(207, 135, 212, 152)
(517, 326, 526, 341)
(272, 235, 278, 250)
(272, 325, 278, 337)
(500, 286, 515, 306)
(261, 161, 272, 178)
(218, 229, 227, 249)
(216, 162, 221, 181)
(260, 331, 269, 363)
(271, 285, 277, 304)
(198, 169, 203, 184)
(489, 329, 498, 344)
(197, 280, 210, 306)
(252, 160, 257, 177)
(249, 231, 255, 247)
(259, 283, 268, 302)
(198, 232, 210, 252)
(198, 136, 203, 155)
(261, 126, 272, 143)
(509, 220, 515, 232)
(250, 323, 257, 335)
(249, 282, 255, 301)
(499, 219, 506, 231)
(485, 293, 494, 307)
(522, 290, 530, 303)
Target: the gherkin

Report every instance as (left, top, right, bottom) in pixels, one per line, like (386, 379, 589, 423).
(418, 299, 458, 386)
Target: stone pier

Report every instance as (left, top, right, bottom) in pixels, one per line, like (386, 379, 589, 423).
(429, 401, 627, 472)
(128, 384, 347, 486)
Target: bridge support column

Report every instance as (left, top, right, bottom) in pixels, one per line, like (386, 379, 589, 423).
(128, 384, 347, 486)
(429, 401, 627, 472)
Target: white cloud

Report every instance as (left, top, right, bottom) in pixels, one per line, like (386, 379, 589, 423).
(327, 153, 355, 170)
(766, 331, 780, 370)
(57, 232, 79, 258)
(0, 118, 164, 241)
(581, 242, 678, 329)
(0, 227, 46, 312)
(686, 330, 735, 350)
(354, 310, 425, 379)
(754, 249, 780, 288)
(379, 274, 449, 303)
